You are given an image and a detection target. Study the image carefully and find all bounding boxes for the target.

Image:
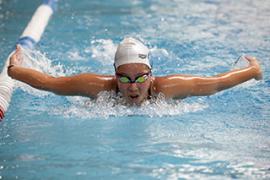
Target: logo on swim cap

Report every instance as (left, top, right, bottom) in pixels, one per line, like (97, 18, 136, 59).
(138, 54, 147, 59)
(114, 37, 151, 69)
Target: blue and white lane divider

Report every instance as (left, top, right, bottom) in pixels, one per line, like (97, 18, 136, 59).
(0, 0, 58, 120)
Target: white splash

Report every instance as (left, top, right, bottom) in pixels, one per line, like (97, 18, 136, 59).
(15, 48, 68, 97)
(86, 39, 117, 66)
(52, 92, 208, 119)
(67, 50, 85, 61)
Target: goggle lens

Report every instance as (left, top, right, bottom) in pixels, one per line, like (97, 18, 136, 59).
(117, 73, 150, 84)
(119, 76, 130, 83)
(135, 75, 148, 83)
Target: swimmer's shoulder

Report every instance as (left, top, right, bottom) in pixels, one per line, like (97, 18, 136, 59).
(97, 74, 117, 92)
(151, 75, 190, 98)
(78, 73, 117, 92)
(151, 76, 163, 97)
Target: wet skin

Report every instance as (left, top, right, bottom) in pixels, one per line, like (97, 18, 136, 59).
(6, 46, 263, 114)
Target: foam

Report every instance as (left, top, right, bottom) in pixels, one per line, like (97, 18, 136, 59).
(67, 50, 85, 61)
(52, 92, 207, 119)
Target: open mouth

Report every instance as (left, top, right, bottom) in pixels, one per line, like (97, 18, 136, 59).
(129, 95, 139, 99)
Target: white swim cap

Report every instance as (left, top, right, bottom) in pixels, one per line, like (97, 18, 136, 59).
(114, 37, 151, 69)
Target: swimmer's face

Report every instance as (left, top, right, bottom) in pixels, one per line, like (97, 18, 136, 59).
(115, 63, 152, 105)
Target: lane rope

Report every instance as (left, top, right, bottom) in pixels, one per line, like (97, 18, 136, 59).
(0, 0, 58, 120)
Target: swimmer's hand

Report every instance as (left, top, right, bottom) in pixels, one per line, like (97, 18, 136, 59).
(244, 56, 263, 80)
(9, 45, 23, 67)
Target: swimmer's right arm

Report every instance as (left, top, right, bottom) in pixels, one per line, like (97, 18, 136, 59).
(8, 46, 116, 97)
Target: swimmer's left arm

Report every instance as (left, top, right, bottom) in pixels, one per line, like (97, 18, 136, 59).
(154, 56, 262, 98)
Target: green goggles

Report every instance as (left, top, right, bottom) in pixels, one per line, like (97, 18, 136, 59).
(116, 73, 151, 84)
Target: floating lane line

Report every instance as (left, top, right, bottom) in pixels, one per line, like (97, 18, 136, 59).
(0, 0, 58, 120)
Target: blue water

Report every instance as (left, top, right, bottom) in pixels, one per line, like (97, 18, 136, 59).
(1, 0, 270, 179)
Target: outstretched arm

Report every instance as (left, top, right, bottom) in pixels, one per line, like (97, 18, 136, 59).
(8, 46, 116, 97)
(153, 56, 262, 99)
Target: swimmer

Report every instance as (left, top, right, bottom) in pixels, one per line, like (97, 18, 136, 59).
(3, 37, 262, 118)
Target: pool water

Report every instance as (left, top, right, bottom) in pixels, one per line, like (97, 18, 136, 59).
(1, 0, 270, 179)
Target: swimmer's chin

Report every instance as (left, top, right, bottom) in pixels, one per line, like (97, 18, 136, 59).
(125, 96, 146, 106)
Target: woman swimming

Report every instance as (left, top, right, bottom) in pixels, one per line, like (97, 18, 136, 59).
(3, 37, 262, 116)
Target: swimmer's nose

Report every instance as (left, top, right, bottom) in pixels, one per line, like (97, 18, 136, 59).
(128, 82, 139, 91)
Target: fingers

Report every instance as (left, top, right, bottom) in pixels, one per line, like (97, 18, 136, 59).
(243, 56, 259, 67)
(244, 56, 257, 63)
(9, 51, 17, 65)
(244, 56, 262, 80)
(15, 45, 22, 56)
(244, 55, 254, 61)
(11, 46, 20, 59)
(9, 44, 23, 66)
(16, 44, 22, 52)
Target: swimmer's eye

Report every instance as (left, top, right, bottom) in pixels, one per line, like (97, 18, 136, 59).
(118, 76, 131, 83)
(135, 75, 149, 83)
(117, 73, 150, 84)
